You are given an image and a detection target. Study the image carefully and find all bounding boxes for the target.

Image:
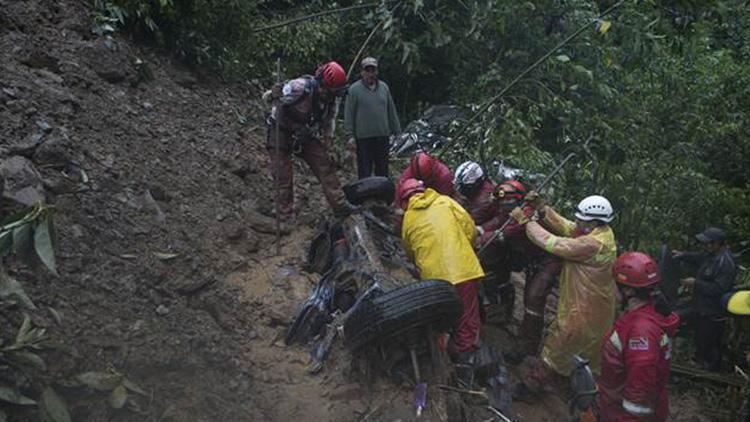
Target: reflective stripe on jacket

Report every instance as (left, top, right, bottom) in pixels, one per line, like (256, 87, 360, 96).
(597, 302, 679, 421)
(525, 206, 617, 375)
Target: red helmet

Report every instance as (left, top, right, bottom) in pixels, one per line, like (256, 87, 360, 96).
(397, 178, 426, 210)
(410, 152, 434, 181)
(612, 252, 661, 288)
(315, 61, 347, 91)
(494, 180, 527, 201)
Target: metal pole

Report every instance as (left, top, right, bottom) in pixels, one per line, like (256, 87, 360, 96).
(274, 57, 282, 256)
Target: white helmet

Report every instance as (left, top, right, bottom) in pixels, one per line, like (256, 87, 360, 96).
(454, 161, 485, 193)
(575, 195, 614, 223)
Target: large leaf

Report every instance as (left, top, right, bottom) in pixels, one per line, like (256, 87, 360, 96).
(6, 351, 47, 371)
(0, 269, 36, 309)
(15, 313, 33, 345)
(123, 378, 147, 395)
(0, 230, 12, 256)
(108, 385, 128, 409)
(40, 387, 71, 422)
(0, 386, 36, 405)
(75, 372, 122, 391)
(34, 216, 58, 275)
(12, 224, 34, 266)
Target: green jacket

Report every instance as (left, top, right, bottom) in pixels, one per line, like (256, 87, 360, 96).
(344, 79, 401, 139)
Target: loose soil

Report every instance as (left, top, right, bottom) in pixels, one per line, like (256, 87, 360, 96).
(0, 1, 717, 421)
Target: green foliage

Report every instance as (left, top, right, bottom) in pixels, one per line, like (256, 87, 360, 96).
(0, 203, 58, 275)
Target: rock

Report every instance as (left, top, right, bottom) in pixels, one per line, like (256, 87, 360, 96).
(1, 88, 17, 99)
(221, 219, 245, 242)
(147, 183, 171, 202)
(84, 41, 131, 84)
(0, 156, 45, 206)
(8, 133, 45, 157)
(228, 160, 256, 178)
(240, 200, 290, 234)
(138, 190, 166, 223)
(155, 305, 169, 315)
(174, 73, 198, 88)
(33, 129, 71, 165)
(36, 120, 52, 133)
(70, 224, 85, 238)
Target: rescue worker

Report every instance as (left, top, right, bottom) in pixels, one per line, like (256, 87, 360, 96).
(398, 178, 484, 359)
(264, 61, 357, 219)
(488, 180, 562, 356)
(511, 193, 617, 388)
(673, 226, 736, 371)
(597, 251, 679, 421)
(453, 162, 510, 313)
(396, 152, 456, 198)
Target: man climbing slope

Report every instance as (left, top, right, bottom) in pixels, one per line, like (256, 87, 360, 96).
(264, 61, 357, 220)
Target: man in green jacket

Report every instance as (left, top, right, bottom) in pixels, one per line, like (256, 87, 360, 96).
(344, 57, 401, 179)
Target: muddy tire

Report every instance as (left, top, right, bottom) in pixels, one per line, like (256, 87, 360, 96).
(343, 176, 395, 205)
(343, 280, 462, 350)
(306, 230, 333, 274)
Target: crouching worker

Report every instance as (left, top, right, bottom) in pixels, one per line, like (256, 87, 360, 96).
(398, 178, 485, 360)
(597, 252, 679, 421)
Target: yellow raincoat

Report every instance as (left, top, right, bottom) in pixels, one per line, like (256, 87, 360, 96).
(525, 206, 616, 375)
(402, 188, 485, 284)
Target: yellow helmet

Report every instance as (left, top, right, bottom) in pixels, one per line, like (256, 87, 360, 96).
(727, 291, 750, 315)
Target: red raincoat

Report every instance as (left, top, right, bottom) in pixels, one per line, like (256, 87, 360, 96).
(597, 302, 679, 421)
(397, 156, 456, 198)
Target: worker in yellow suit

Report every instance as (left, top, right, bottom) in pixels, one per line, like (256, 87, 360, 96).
(398, 178, 485, 359)
(510, 193, 617, 393)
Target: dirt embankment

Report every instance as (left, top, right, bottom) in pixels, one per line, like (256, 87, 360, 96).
(0, 1, 360, 420)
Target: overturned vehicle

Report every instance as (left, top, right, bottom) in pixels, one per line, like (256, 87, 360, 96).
(285, 176, 511, 419)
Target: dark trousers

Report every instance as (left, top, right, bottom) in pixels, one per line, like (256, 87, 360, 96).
(266, 127, 345, 216)
(355, 136, 389, 179)
(695, 316, 726, 371)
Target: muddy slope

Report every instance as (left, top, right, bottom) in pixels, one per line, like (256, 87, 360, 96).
(0, 0, 348, 420)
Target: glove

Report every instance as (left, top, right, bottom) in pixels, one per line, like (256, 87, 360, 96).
(525, 190, 546, 209)
(511, 207, 531, 225)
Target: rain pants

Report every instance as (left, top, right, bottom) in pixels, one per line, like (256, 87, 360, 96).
(597, 302, 679, 421)
(525, 206, 616, 375)
(402, 188, 485, 353)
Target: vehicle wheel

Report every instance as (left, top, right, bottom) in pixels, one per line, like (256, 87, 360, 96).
(306, 230, 332, 275)
(344, 280, 462, 350)
(343, 176, 395, 205)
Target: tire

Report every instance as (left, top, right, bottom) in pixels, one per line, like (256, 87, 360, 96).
(343, 176, 395, 205)
(306, 230, 332, 275)
(344, 280, 462, 350)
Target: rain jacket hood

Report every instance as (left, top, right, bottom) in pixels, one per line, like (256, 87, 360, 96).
(525, 206, 617, 375)
(402, 188, 485, 285)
